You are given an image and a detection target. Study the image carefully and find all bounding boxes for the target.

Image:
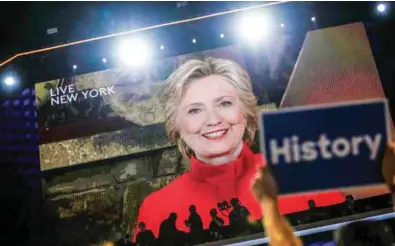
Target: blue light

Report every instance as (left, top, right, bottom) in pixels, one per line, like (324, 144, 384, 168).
(4, 76, 15, 86)
(117, 38, 152, 67)
(377, 3, 387, 13)
(238, 14, 272, 43)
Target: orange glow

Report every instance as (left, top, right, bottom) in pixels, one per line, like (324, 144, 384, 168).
(248, 215, 258, 224)
(102, 242, 114, 246)
(0, 1, 288, 68)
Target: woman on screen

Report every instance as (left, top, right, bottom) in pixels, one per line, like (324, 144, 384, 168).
(134, 58, 345, 240)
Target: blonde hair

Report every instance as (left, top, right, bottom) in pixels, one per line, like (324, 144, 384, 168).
(163, 57, 258, 158)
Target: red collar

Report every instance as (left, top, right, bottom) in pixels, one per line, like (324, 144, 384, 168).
(189, 143, 257, 183)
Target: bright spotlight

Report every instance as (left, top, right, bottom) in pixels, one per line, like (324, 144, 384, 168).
(238, 14, 271, 43)
(160, 45, 165, 50)
(280, 23, 285, 28)
(102, 58, 107, 64)
(72, 65, 78, 70)
(377, 3, 387, 13)
(117, 38, 152, 67)
(220, 33, 225, 39)
(4, 76, 15, 86)
(311, 16, 316, 22)
(192, 38, 197, 44)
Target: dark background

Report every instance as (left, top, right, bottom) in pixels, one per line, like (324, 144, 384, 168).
(1, 1, 394, 101)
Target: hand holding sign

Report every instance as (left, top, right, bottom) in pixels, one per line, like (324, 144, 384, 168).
(382, 142, 395, 201)
(251, 168, 303, 246)
(249, 128, 395, 246)
(251, 167, 279, 203)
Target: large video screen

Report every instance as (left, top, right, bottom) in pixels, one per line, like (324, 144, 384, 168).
(35, 44, 282, 171)
(34, 22, 389, 245)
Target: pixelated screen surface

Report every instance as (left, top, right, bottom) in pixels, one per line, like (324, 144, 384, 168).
(281, 22, 395, 136)
(33, 22, 392, 245)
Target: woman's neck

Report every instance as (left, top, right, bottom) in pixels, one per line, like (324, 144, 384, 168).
(195, 142, 244, 166)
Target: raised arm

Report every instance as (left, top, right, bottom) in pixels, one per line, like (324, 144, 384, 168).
(252, 167, 302, 246)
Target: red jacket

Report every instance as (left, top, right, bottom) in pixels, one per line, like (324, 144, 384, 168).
(133, 143, 345, 240)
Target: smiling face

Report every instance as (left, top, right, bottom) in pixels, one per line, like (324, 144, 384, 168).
(176, 75, 246, 164)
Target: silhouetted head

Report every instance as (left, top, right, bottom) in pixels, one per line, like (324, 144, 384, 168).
(334, 220, 394, 246)
(189, 205, 197, 213)
(138, 222, 146, 231)
(230, 198, 240, 208)
(346, 195, 354, 204)
(210, 209, 217, 217)
(169, 212, 177, 221)
(308, 199, 316, 209)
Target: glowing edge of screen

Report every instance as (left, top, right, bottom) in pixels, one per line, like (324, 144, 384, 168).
(226, 211, 395, 246)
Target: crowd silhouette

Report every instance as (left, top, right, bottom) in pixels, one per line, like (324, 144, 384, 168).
(128, 193, 394, 246)
(133, 198, 258, 246)
(124, 192, 390, 246)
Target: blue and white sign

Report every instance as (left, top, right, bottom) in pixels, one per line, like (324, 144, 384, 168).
(259, 99, 390, 195)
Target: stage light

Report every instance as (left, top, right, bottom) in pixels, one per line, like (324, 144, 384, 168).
(311, 17, 316, 22)
(4, 76, 15, 86)
(377, 3, 387, 13)
(280, 23, 285, 28)
(160, 45, 165, 50)
(117, 38, 152, 67)
(73, 64, 78, 70)
(220, 33, 225, 38)
(102, 58, 107, 64)
(192, 38, 197, 44)
(238, 14, 271, 43)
